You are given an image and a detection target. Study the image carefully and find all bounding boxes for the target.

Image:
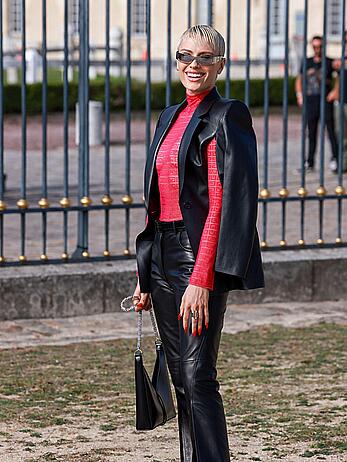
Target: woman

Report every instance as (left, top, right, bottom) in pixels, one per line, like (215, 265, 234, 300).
(133, 25, 264, 462)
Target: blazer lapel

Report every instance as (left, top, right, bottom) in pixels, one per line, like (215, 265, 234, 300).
(178, 87, 221, 195)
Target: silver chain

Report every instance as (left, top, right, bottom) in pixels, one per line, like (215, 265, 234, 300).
(121, 295, 161, 353)
(149, 307, 161, 342)
(136, 310, 143, 351)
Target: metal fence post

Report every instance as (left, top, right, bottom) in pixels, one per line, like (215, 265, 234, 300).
(260, 0, 271, 249)
(0, 0, 4, 263)
(207, 0, 213, 26)
(61, 0, 70, 261)
(18, 0, 28, 263)
(166, 0, 172, 107)
(73, 0, 90, 258)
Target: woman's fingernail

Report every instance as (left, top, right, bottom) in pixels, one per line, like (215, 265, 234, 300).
(198, 327, 202, 336)
(178, 313, 181, 320)
(137, 303, 143, 308)
(205, 323, 209, 329)
(192, 331, 196, 337)
(184, 326, 188, 333)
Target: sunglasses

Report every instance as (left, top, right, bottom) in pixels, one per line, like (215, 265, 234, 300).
(176, 51, 224, 66)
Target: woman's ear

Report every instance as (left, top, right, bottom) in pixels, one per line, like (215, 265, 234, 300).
(218, 58, 226, 74)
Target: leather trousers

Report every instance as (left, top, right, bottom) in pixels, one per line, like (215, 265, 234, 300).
(150, 221, 230, 462)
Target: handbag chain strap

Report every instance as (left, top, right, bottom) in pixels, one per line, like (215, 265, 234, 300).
(136, 306, 161, 353)
(120, 295, 161, 353)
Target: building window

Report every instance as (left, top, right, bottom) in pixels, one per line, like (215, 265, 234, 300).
(327, 0, 342, 38)
(8, 0, 22, 35)
(270, 0, 284, 40)
(197, 0, 214, 26)
(294, 11, 305, 37)
(68, 0, 79, 35)
(132, 0, 146, 36)
(268, 0, 285, 59)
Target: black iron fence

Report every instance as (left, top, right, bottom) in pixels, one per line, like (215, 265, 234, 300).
(0, 0, 346, 267)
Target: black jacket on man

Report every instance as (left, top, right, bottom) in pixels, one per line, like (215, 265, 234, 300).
(135, 86, 264, 293)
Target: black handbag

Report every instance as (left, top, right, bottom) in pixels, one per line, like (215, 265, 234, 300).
(134, 308, 176, 430)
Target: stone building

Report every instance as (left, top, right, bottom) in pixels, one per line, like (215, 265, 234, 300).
(1, 0, 346, 80)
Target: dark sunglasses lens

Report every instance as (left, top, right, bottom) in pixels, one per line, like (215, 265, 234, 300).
(199, 56, 214, 65)
(177, 52, 194, 63)
(176, 52, 220, 66)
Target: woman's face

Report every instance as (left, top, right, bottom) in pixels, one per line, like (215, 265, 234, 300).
(176, 36, 225, 95)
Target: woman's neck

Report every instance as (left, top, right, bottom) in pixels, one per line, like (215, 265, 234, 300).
(185, 87, 214, 106)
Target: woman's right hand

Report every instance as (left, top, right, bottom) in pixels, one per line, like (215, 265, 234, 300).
(133, 278, 151, 311)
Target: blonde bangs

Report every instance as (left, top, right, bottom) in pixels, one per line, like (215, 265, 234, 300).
(177, 25, 225, 56)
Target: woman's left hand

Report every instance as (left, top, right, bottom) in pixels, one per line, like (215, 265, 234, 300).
(179, 284, 209, 336)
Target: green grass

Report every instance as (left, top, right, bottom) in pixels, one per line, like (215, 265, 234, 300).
(0, 323, 346, 460)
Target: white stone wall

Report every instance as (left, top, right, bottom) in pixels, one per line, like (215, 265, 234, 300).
(2, 0, 347, 78)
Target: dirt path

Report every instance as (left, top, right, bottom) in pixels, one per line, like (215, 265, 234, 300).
(0, 300, 346, 349)
(0, 320, 345, 462)
(0, 420, 345, 462)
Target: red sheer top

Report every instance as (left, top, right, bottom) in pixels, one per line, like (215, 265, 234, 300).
(155, 88, 223, 290)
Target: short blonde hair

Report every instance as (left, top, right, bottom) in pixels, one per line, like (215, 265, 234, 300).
(177, 25, 225, 56)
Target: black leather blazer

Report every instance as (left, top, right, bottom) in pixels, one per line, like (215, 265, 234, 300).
(135, 86, 265, 293)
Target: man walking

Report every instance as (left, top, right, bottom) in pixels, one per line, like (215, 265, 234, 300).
(295, 35, 338, 172)
(331, 31, 347, 173)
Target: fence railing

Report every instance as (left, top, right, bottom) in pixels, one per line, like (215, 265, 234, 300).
(0, 0, 346, 267)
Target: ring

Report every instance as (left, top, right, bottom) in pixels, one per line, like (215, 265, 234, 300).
(191, 310, 199, 320)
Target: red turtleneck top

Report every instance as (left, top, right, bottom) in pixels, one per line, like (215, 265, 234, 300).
(155, 88, 223, 290)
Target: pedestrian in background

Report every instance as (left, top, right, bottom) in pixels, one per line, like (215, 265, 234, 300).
(133, 25, 264, 462)
(295, 35, 339, 173)
(331, 31, 347, 173)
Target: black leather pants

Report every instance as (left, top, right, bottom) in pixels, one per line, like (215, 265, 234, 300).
(150, 221, 230, 462)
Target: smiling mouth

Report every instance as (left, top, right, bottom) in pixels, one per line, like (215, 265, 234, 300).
(185, 72, 205, 81)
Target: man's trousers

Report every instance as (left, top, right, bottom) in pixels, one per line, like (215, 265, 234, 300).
(306, 96, 338, 167)
(333, 101, 347, 172)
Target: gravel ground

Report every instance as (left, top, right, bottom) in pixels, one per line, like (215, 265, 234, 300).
(0, 421, 345, 462)
(0, 302, 346, 462)
(0, 300, 346, 349)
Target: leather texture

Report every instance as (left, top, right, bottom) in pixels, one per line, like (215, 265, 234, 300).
(135, 340, 176, 430)
(152, 341, 177, 421)
(135, 351, 164, 430)
(150, 225, 231, 461)
(136, 86, 265, 294)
